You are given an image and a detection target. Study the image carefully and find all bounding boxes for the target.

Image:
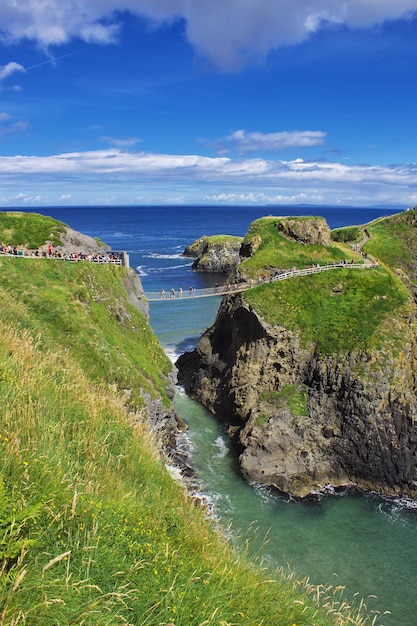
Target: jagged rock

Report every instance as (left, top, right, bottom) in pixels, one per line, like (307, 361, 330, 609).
(275, 217, 331, 246)
(182, 236, 242, 273)
(176, 292, 417, 499)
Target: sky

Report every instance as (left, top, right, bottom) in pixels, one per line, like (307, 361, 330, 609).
(1, 1, 417, 208)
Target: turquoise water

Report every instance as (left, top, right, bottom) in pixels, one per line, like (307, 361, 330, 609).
(150, 295, 417, 626)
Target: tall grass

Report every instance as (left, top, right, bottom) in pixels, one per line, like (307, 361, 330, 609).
(0, 212, 67, 249)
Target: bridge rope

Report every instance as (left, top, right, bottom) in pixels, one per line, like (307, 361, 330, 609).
(145, 261, 377, 301)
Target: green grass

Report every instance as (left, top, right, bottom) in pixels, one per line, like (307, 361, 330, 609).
(257, 385, 308, 425)
(239, 217, 363, 279)
(0, 257, 171, 407)
(363, 209, 417, 272)
(245, 266, 412, 355)
(0, 212, 67, 249)
(331, 226, 362, 244)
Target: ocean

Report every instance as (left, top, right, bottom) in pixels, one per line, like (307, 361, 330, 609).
(14, 204, 417, 625)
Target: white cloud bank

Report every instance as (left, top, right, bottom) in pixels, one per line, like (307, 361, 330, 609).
(0, 1, 417, 68)
(0, 149, 416, 207)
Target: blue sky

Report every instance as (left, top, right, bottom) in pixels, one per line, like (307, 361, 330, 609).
(1, 1, 417, 207)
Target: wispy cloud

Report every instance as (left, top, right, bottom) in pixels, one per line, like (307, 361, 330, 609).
(0, 113, 28, 136)
(100, 136, 143, 148)
(216, 129, 327, 153)
(0, 61, 25, 84)
(0, 2, 417, 69)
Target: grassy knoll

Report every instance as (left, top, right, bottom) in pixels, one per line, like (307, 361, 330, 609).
(0, 235, 372, 622)
(245, 266, 412, 355)
(0, 212, 67, 249)
(363, 209, 417, 273)
(239, 217, 363, 279)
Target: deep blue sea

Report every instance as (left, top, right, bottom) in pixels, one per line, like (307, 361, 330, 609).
(14, 204, 417, 625)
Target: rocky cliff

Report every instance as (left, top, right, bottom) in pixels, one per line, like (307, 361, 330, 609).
(177, 212, 417, 500)
(177, 292, 417, 498)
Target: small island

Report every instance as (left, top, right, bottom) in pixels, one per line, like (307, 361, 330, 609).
(177, 210, 417, 500)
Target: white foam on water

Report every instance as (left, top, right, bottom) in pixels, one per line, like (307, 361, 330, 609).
(213, 435, 229, 459)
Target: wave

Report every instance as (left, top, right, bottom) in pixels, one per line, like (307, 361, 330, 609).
(164, 347, 181, 363)
(136, 265, 148, 276)
(213, 436, 230, 459)
(111, 232, 134, 239)
(144, 262, 193, 273)
(145, 253, 184, 260)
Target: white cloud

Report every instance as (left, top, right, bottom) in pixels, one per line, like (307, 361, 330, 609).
(219, 129, 327, 153)
(0, 61, 25, 81)
(0, 2, 416, 68)
(0, 148, 416, 206)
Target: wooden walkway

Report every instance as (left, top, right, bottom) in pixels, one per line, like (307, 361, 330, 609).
(146, 261, 376, 301)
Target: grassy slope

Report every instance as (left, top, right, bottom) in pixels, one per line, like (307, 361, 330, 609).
(0, 258, 171, 407)
(0, 215, 370, 625)
(242, 216, 414, 355)
(363, 209, 417, 274)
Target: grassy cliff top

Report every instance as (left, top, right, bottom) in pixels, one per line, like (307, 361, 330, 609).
(239, 216, 363, 277)
(242, 214, 416, 355)
(245, 265, 413, 355)
(0, 256, 171, 406)
(183, 234, 243, 257)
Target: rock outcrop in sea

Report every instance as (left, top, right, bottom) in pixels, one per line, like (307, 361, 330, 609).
(182, 235, 242, 273)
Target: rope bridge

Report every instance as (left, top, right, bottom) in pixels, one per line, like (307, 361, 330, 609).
(145, 261, 376, 302)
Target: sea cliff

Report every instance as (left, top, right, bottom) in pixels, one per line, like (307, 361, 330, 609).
(177, 211, 417, 499)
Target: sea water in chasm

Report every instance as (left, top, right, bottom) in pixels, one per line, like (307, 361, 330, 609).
(20, 204, 417, 625)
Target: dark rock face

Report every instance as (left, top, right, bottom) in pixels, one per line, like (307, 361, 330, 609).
(176, 293, 417, 499)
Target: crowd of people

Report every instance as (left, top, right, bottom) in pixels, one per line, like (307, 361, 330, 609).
(0, 243, 123, 265)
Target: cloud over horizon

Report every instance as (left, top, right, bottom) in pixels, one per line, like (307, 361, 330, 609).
(0, 1, 417, 68)
(0, 148, 416, 207)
